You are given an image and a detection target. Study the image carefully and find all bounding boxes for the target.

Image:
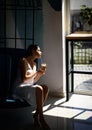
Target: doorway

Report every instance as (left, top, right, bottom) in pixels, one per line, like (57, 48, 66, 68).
(70, 0, 92, 95)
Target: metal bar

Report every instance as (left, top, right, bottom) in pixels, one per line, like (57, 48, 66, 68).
(71, 42, 74, 92)
(4, 0, 6, 48)
(0, 7, 42, 11)
(0, 37, 33, 40)
(71, 70, 92, 74)
(66, 39, 69, 101)
(24, 0, 26, 49)
(32, 0, 34, 45)
(15, 0, 17, 48)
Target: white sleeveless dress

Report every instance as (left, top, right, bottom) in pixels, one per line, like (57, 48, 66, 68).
(13, 60, 37, 108)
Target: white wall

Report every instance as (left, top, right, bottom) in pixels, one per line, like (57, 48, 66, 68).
(70, 0, 92, 10)
(38, 1, 64, 97)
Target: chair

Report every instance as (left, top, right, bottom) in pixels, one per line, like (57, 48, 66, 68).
(0, 48, 30, 108)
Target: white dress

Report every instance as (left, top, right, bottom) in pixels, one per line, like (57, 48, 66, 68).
(13, 59, 37, 108)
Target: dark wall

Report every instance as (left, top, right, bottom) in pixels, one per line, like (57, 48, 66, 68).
(48, 0, 61, 11)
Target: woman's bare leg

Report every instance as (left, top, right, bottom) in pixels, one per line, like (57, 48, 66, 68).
(33, 85, 50, 129)
(36, 85, 44, 115)
(41, 84, 49, 105)
(34, 84, 49, 115)
(33, 85, 43, 127)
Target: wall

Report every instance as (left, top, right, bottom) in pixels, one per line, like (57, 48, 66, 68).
(38, 0, 64, 97)
(70, 0, 92, 10)
(0, 0, 64, 97)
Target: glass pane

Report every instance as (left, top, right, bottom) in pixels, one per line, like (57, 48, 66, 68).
(6, 10, 15, 38)
(0, 39, 4, 48)
(16, 10, 25, 38)
(6, 39, 15, 48)
(0, 10, 4, 38)
(26, 40, 33, 49)
(0, 0, 4, 5)
(16, 39, 25, 49)
(26, 10, 33, 39)
(6, 0, 15, 5)
(34, 10, 43, 43)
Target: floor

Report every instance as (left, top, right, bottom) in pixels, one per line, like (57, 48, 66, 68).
(74, 65, 92, 95)
(0, 94, 92, 130)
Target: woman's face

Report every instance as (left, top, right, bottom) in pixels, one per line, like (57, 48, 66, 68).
(35, 46, 42, 58)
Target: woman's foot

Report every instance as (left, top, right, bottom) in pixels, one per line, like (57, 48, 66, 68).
(33, 113, 41, 128)
(39, 116, 51, 130)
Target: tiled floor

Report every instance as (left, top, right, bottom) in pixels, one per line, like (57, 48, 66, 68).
(0, 94, 92, 130)
(74, 65, 92, 95)
(42, 94, 92, 130)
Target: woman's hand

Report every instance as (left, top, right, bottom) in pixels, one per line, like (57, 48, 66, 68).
(38, 66, 46, 75)
(34, 66, 47, 83)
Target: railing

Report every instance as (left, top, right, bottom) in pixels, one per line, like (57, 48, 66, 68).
(73, 41, 92, 64)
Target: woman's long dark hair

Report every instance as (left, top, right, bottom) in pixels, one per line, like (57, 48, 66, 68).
(25, 44, 39, 57)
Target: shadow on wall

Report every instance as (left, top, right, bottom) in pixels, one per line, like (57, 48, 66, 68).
(48, 0, 61, 11)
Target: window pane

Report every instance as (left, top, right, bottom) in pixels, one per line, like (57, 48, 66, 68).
(16, 39, 25, 49)
(16, 10, 25, 38)
(0, 10, 4, 38)
(6, 10, 15, 38)
(26, 10, 33, 39)
(6, 39, 15, 48)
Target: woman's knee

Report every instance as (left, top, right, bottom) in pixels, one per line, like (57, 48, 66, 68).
(36, 84, 49, 94)
(36, 85, 43, 93)
(41, 84, 49, 93)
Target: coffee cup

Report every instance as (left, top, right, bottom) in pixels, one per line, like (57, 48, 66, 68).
(41, 63, 47, 70)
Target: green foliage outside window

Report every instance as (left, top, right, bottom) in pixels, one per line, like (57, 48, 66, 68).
(80, 5, 92, 25)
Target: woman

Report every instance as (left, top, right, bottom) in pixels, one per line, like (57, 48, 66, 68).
(13, 44, 50, 129)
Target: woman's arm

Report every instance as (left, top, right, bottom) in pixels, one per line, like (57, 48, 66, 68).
(20, 58, 46, 83)
(20, 58, 37, 83)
